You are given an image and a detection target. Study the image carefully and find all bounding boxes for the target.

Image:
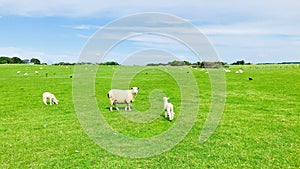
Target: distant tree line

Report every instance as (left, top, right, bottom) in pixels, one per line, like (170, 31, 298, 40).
(0, 56, 41, 64)
(98, 61, 119, 65)
(147, 60, 227, 68)
(52, 62, 76, 65)
(231, 60, 251, 65)
(52, 61, 120, 66)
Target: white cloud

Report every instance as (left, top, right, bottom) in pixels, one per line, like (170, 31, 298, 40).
(0, 0, 299, 20)
(62, 24, 102, 30)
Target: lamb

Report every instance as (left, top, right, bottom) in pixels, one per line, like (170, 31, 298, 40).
(17, 71, 21, 75)
(24, 73, 28, 76)
(35, 71, 39, 74)
(163, 97, 175, 121)
(43, 92, 59, 105)
(107, 87, 139, 111)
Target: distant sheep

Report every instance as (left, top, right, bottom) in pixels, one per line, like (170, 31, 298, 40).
(24, 73, 28, 76)
(43, 92, 59, 105)
(224, 69, 231, 72)
(35, 71, 39, 74)
(235, 69, 243, 73)
(17, 71, 21, 75)
(163, 97, 175, 121)
(107, 87, 139, 111)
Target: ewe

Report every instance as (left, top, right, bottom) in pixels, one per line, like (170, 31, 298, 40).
(163, 97, 175, 121)
(107, 87, 139, 111)
(43, 92, 59, 105)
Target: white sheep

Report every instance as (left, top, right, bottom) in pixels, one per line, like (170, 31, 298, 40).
(163, 97, 175, 121)
(107, 87, 139, 111)
(235, 69, 243, 74)
(43, 92, 59, 105)
(24, 73, 28, 76)
(17, 71, 21, 75)
(35, 71, 39, 74)
(224, 69, 231, 72)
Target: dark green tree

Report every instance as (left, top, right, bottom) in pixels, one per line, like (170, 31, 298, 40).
(11, 57, 24, 64)
(232, 60, 245, 65)
(0, 56, 11, 64)
(30, 58, 41, 64)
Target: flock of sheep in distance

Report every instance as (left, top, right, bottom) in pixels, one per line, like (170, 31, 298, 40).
(16, 67, 251, 121)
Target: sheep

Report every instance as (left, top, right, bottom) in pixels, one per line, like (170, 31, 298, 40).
(17, 71, 21, 75)
(35, 71, 39, 74)
(163, 97, 175, 121)
(43, 92, 59, 105)
(107, 87, 139, 111)
(235, 69, 243, 74)
(24, 73, 28, 76)
(224, 69, 231, 72)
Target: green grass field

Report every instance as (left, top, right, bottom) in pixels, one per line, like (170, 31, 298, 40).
(0, 64, 299, 168)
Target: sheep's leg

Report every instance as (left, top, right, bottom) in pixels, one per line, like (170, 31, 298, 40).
(169, 105, 175, 120)
(43, 97, 47, 105)
(114, 103, 119, 111)
(124, 100, 131, 111)
(127, 103, 131, 111)
(109, 102, 113, 111)
(50, 98, 52, 105)
(167, 108, 173, 121)
(170, 111, 174, 121)
(110, 99, 117, 111)
(164, 110, 168, 118)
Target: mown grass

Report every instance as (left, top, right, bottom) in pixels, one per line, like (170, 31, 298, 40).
(0, 64, 299, 168)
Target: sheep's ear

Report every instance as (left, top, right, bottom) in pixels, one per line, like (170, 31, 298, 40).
(131, 87, 133, 89)
(137, 87, 139, 90)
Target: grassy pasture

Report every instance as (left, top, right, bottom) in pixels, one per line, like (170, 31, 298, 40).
(0, 64, 299, 168)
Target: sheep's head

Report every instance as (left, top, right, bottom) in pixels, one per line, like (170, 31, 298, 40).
(131, 87, 139, 95)
(52, 98, 59, 104)
(163, 97, 169, 102)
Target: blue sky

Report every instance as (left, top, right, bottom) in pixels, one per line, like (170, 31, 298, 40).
(0, 0, 299, 64)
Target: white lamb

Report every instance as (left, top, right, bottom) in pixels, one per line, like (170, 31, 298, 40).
(43, 92, 59, 105)
(35, 71, 39, 74)
(17, 71, 21, 75)
(163, 97, 175, 121)
(107, 87, 139, 111)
